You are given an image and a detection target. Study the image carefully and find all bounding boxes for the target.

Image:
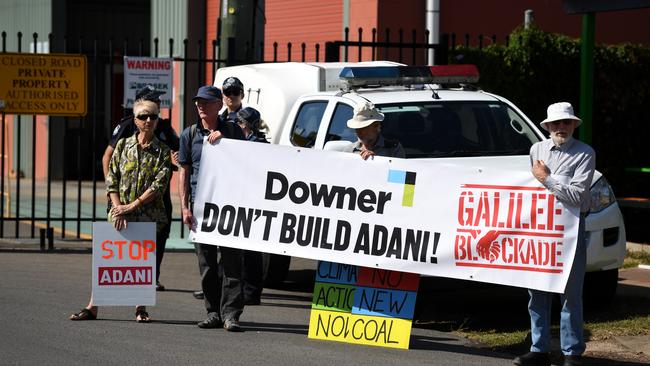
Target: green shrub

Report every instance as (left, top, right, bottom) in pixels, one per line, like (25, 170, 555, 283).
(450, 26, 650, 197)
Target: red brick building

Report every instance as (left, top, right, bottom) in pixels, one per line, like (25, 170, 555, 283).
(206, 0, 650, 65)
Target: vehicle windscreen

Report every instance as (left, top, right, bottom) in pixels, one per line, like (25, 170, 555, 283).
(375, 101, 540, 158)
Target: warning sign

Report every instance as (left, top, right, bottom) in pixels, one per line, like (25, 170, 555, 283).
(0, 53, 87, 116)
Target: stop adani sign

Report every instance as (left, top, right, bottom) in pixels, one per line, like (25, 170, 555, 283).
(92, 222, 156, 306)
(0, 53, 87, 116)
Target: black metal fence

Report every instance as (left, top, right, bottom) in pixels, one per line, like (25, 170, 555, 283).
(0, 27, 452, 244)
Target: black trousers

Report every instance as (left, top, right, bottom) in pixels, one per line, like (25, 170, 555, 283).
(194, 243, 244, 321)
(242, 250, 263, 301)
(156, 183, 173, 282)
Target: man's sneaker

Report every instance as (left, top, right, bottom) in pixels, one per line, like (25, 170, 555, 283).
(156, 281, 165, 291)
(197, 313, 222, 329)
(193, 291, 204, 299)
(513, 352, 551, 366)
(223, 318, 243, 332)
(563, 355, 583, 366)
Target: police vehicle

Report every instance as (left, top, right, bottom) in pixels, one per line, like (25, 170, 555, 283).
(215, 62, 625, 302)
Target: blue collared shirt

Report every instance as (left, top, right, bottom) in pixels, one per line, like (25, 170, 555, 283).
(530, 137, 595, 213)
(178, 117, 245, 201)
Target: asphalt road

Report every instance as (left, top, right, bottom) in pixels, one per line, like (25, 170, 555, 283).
(0, 250, 516, 366)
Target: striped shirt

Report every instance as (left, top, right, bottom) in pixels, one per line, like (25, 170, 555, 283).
(530, 137, 595, 213)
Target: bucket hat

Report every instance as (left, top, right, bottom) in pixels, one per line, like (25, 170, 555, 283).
(540, 102, 582, 131)
(347, 102, 384, 129)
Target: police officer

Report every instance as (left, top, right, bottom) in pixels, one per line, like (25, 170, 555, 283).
(343, 102, 405, 159)
(234, 106, 267, 305)
(221, 77, 245, 124)
(101, 85, 179, 292)
(236, 106, 268, 142)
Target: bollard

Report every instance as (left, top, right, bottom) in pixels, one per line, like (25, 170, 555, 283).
(39, 228, 46, 251)
(47, 227, 54, 251)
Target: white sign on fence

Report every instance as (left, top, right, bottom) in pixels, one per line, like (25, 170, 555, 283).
(191, 139, 579, 293)
(123, 56, 173, 108)
(92, 222, 156, 306)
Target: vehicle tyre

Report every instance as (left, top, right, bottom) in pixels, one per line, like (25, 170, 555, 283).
(262, 253, 291, 287)
(583, 268, 618, 307)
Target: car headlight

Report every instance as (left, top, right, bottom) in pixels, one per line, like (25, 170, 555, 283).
(590, 176, 616, 213)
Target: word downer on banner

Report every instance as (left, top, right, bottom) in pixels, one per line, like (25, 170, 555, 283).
(191, 139, 580, 293)
(308, 261, 420, 349)
(92, 222, 156, 306)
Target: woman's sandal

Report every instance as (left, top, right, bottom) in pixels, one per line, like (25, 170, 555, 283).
(135, 307, 151, 323)
(70, 308, 97, 321)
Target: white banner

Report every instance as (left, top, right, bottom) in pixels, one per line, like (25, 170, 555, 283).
(123, 56, 173, 108)
(92, 222, 156, 306)
(191, 139, 579, 293)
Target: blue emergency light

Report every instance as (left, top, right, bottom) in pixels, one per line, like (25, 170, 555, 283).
(339, 65, 479, 90)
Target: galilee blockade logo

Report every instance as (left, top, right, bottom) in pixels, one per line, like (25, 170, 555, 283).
(387, 170, 416, 207)
(454, 183, 567, 273)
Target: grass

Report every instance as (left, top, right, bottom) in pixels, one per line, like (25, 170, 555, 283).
(457, 296, 650, 349)
(418, 250, 650, 351)
(623, 250, 650, 269)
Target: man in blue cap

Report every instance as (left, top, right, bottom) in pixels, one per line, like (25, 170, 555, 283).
(102, 84, 179, 292)
(178, 85, 246, 332)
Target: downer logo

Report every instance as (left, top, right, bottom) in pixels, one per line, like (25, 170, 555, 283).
(387, 170, 416, 207)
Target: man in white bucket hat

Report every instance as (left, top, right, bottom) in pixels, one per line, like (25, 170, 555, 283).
(514, 102, 595, 366)
(342, 102, 405, 160)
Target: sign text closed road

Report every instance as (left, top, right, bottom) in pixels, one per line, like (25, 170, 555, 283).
(0, 53, 87, 116)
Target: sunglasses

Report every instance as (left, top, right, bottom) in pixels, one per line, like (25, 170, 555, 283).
(549, 120, 573, 126)
(135, 114, 159, 121)
(223, 89, 242, 97)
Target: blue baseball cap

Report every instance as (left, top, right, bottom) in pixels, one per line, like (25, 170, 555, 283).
(192, 86, 223, 101)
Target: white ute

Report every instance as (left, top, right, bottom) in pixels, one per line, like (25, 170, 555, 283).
(215, 62, 626, 302)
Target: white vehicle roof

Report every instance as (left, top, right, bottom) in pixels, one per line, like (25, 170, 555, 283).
(297, 88, 502, 105)
(214, 61, 403, 141)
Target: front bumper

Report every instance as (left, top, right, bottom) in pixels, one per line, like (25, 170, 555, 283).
(585, 202, 627, 272)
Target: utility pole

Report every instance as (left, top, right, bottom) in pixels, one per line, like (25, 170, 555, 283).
(220, 0, 265, 65)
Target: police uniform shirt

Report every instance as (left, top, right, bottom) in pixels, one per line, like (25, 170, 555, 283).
(343, 135, 406, 158)
(220, 106, 242, 125)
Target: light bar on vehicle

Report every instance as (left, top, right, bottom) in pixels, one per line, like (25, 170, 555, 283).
(429, 64, 479, 84)
(339, 64, 479, 90)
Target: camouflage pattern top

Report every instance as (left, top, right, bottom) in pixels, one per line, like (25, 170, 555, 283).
(106, 133, 171, 233)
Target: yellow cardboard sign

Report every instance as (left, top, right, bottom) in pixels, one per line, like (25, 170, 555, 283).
(308, 309, 412, 349)
(0, 53, 87, 116)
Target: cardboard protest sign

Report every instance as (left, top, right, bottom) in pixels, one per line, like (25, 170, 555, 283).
(191, 139, 579, 293)
(308, 261, 419, 349)
(92, 222, 156, 306)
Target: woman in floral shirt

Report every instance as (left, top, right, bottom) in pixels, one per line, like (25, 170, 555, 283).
(70, 99, 171, 323)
